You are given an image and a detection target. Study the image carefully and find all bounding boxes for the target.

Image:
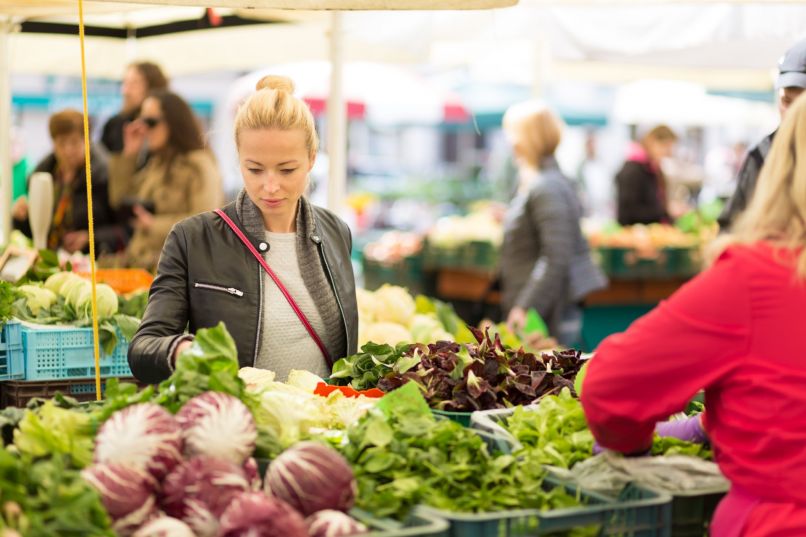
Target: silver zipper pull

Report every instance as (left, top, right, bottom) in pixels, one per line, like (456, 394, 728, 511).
(228, 288, 244, 297)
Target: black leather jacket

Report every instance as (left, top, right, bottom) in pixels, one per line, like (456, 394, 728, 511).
(128, 200, 358, 384)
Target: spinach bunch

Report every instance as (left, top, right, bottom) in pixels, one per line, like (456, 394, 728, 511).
(342, 391, 582, 521)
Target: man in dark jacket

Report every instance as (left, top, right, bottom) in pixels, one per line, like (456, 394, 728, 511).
(718, 38, 806, 230)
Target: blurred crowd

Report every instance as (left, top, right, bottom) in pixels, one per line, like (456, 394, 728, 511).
(9, 36, 806, 274)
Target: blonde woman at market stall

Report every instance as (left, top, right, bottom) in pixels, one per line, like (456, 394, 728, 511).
(109, 90, 223, 270)
(500, 100, 606, 346)
(581, 93, 806, 537)
(128, 76, 358, 385)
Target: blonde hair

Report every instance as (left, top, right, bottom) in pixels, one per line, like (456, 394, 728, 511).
(715, 92, 806, 279)
(502, 100, 563, 170)
(234, 75, 319, 157)
(641, 125, 678, 145)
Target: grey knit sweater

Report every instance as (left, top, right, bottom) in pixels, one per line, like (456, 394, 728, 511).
(235, 191, 346, 378)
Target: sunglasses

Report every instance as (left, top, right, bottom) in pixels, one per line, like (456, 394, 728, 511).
(141, 116, 163, 129)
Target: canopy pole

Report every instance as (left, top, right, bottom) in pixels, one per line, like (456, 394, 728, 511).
(0, 18, 13, 245)
(326, 11, 347, 215)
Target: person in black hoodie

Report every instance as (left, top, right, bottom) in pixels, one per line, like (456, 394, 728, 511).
(12, 109, 125, 254)
(615, 125, 678, 226)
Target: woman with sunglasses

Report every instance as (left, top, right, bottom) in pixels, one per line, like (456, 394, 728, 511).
(109, 90, 223, 269)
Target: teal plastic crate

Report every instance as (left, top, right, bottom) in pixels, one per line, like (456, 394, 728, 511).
(357, 508, 450, 537)
(20, 324, 131, 381)
(471, 406, 725, 537)
(420, 475, 671, 537)
(431, 408, 473, 427)
(0, 321, 24, 381)
(662, 487, 727, 537)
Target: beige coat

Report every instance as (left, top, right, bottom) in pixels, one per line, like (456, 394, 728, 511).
(110, 149, 223, 269)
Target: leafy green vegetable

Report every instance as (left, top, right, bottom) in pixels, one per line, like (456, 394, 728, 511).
(154, 322, 247, 413)
(13, 401, 95, 468)
(118, 290, 149, 319)
(505, 390, 712, 469)
(651, 436, 713, 460)
(342, 387, 583, 521)
(0, 450, 114, 536)
(377, 329, 586, 412)
(0, 280, 19, 325)
(505, 389, 594, 469)
(330, 342, 411, 390)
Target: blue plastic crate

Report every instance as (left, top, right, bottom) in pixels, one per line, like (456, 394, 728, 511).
(20, 324, 132, 381)
(0, 321, 24, 381)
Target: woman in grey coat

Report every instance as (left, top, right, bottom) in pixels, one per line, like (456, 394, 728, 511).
(500, 101, 606, 346)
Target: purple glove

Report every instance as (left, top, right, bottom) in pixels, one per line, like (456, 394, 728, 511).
(655, 414, 708, 444)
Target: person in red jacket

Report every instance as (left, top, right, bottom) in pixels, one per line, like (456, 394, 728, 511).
(581, 92, 806, 537)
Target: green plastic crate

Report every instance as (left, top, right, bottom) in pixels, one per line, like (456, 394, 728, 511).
(363, 254, 425, 294)
(420, 476, 671, 537)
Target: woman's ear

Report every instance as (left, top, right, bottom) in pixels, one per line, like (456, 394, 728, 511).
(308, 152, 317, 172)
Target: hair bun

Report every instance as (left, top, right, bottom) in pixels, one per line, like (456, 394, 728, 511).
(256, 75, 295, 94)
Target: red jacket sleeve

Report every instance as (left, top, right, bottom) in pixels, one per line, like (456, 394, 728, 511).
(581, 249, 751, 453)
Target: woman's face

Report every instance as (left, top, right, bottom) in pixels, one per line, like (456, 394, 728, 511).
(53, 132, 85, 172)
(238, 128, 314, 226)
(140, 98, 169, 152)
(121, 66, 148, 114)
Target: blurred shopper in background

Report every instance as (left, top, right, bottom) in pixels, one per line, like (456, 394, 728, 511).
(12, 109, 124, 254)
(500, 101, 606, 346)
(615, 125, 678, 226)
(582, 91, 806, 537)
(109, 90, 222, 270)
(101, 61, 168, 157)
(718, 37, 806, 230)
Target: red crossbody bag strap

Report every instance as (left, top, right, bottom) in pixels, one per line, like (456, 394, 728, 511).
(215, 209, 331, 366)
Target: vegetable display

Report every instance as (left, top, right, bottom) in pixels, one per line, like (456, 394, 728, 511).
(176, 392, 257, 465)
(93, 403, 183, 479)
(342, 384, 583, 521)
(265, 442, 357, 517)
(334, 326, 585, 412)
(218, 492, 309, 537)
(0, 450, 114, 536)
(12, 271, 141, 353)
(501, 388, 713, 470)
(307, 510, 368, 537)
(356, 285, 453, 347)
(0, 280, 19, 325)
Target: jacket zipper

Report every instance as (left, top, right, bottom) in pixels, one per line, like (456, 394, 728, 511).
(193, 282, 244, 297)
(317, 241, 351, 356)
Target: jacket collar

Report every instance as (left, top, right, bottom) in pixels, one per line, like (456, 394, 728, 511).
(233, 190, 320, 246)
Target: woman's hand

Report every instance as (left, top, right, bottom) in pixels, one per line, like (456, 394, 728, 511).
(122, 120, 147, 158)
(131, 204, 155, 232)
(63, 230, 89, 253)
(507, 306, 527, 332)
(12, 196, 28, 221)
(173, 340, 193, 366)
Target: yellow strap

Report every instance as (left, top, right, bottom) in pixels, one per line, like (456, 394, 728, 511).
(77, 0, 103, 400)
